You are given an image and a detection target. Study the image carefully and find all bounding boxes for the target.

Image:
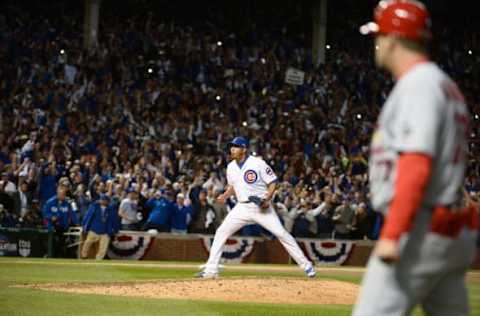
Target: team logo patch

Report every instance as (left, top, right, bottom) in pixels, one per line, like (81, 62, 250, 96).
(244, 170, 258, 184)
(265, 167, 273, 176)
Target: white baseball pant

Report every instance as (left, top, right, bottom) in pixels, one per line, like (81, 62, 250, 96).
(203, 202, 312, 274)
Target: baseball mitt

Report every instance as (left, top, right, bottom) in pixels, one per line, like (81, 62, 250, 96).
(248, 196, 269, 210)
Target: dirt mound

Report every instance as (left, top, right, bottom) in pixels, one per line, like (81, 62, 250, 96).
(24, 277, 360, 305)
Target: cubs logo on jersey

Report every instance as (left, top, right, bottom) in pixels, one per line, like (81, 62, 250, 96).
(244, 170, 258, 184)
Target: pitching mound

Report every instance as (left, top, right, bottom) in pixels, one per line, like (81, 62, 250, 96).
(24, 277, 360, 305)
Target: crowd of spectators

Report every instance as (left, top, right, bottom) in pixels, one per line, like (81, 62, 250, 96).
(0, 1, 479, 243)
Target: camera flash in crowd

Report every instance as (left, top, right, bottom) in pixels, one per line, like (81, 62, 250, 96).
(474, 114, 479, 120)
(356, 114, 362, 120)
(468, 50, 473, 55)
(242, 121, 248, 127)
(260, 58, 266, 64)
(215, 95, 221, 101)
(147, 68, 153, 74)
(60, 49, 65, 55)
(217, 41, 222, 47)
(326, 44, 331, 50)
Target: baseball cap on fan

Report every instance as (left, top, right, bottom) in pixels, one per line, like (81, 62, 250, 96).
(359, 0, 432, 42)
(99, 194, 109, 201)
(125, 187, 137, 194)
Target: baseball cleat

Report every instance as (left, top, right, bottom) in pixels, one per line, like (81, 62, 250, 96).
(196, 271, 219, 279)
(305, 265, 316, 278)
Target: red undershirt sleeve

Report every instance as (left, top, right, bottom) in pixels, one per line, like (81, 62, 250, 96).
(380, 153, 433, 240)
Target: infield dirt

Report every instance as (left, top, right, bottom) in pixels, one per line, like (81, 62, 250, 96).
(22, 277, 360, 305)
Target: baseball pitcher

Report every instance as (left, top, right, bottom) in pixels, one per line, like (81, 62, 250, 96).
(197, 136, 316, 278)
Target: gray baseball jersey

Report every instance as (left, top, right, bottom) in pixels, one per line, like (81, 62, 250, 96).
(369, 62, 469, 214)
(354, 62, 477, 316)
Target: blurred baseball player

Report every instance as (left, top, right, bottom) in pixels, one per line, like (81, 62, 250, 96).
(197, 136, 316, 278)
(353, 1, 479, 315)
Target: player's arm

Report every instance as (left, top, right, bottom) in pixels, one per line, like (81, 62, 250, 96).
(258, 181, 277, 209)
(264, 181, 277, 203)
(259, 161, 278, 206)
(217, 185, 235, 204)
(376, 153, 432, 262)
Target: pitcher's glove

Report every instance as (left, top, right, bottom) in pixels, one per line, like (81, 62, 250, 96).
(248, 196, 270, 210)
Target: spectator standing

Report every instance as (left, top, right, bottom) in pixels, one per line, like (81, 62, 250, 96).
(189, 189, 217, 234)
(13, 180, 33, 222)
(81, 194, 117, 259)
(143, 190, 175, 232)
(118, 188, 140, 230)
(332, 203, 355, 239)
(171, 193, 194, 234)
(42, 185, 78, 257)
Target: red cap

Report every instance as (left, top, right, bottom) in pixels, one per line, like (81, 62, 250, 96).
(360, 0, 432, 42)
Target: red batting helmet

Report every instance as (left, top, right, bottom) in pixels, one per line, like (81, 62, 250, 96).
(360, 0, 432, 42)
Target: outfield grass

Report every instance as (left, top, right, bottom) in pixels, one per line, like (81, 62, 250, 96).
(0, 258, 479, 316)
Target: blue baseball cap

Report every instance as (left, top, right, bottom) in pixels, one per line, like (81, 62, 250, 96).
(229, 136, 249, 148)
(125, 187, 136, 194)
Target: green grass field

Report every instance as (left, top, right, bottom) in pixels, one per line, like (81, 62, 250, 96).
(0, 258, 479, 316)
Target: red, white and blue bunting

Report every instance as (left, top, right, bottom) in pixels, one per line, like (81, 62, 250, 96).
(201, 237, 256, 264)
(107, 233, 153, 260)
(300, 240, 354, 266)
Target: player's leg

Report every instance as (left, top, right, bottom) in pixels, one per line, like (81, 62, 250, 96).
(421, 269, 469, 316)
(95, 234, 111, 260)
(81, 231, 100, 259)
(352, 255, 415, 316)
(353, 222, 473, 316)
(353, 215, 438, 316)
(202, 205, 251, 276)
(421, 229, 477, 316)
(253, 207, 313, 272)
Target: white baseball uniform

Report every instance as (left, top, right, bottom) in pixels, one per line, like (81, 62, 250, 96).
(203, 155, 313, 274)
(353, 62, 478, 316)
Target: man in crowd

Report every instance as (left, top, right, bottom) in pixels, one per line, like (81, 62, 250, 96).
(143, 189, 175, 232)
(171, 193, 194, 234)
(189, 189, 217, 234)
(81, 194, 117, 259)
(42, 185, 78, 257)
(118, 188, 140, 230)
